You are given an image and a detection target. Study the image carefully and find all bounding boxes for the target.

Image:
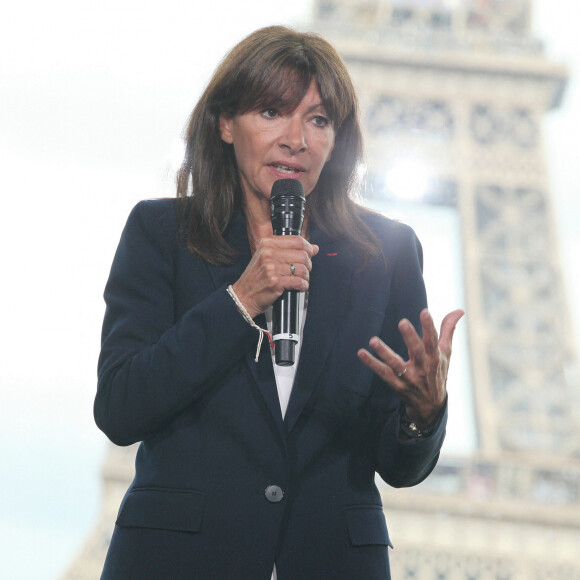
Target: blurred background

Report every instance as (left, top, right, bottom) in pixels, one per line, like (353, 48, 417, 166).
(1, 0, 578, 578)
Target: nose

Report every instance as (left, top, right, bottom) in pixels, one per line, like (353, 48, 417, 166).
(280, 115, 306, 154)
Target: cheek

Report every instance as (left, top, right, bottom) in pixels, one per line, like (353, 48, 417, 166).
(233, 140, 255, 167)
(236, 133, 268, 162)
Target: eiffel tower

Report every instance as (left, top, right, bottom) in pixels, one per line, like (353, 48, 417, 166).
(65, 2, 580, 578)
(309, 1, 580, 578)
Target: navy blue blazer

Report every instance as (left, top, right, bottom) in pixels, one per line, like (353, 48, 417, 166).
(95, 198, 446, 580)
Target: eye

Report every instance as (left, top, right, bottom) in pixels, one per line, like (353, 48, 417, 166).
(261, 108, 278, 119)
(312, 115, 330, 128)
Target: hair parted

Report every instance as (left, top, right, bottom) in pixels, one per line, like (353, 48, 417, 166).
(176, 25, 379, 265)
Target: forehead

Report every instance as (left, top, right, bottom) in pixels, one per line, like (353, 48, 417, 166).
(237, 69, 330, 117)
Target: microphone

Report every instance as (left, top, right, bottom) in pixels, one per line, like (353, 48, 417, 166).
(270, 179, 306, 366)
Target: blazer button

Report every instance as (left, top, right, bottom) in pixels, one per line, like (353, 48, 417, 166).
(264, 485, 284, 503)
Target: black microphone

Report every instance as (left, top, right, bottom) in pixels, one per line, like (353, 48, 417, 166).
(270, 179, 306, 366)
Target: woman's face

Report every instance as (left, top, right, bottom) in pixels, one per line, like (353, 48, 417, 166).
(219, 80, 335, 212)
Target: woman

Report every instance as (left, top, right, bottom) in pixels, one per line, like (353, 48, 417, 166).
(95, 26, 463, 580)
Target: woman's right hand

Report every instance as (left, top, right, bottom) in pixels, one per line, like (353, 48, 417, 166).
(232, 235, 319, 318)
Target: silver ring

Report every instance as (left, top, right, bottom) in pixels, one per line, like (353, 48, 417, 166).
(290, 263, 296, 276)
(397, 367, 407, 378)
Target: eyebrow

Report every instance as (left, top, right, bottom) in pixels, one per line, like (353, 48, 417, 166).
(305, 103, 328, 114)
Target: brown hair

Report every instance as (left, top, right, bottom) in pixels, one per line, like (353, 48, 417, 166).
(176, 25, 379, 264)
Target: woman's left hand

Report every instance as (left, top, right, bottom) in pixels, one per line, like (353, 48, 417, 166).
(357, 308, 464, 430)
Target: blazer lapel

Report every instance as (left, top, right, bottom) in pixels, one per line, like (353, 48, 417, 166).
(247, 322, 287, 439)
(284, 225, 356, 435)
(204, 209, 285, 438)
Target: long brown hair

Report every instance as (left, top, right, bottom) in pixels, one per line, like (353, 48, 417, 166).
(176, 25, 379, 264)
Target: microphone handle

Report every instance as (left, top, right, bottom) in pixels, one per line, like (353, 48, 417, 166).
(273, 290, 299, 366)
(272, 224, 301, 366)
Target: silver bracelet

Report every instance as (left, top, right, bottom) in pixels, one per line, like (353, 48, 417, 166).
(226, 285, 272, 362)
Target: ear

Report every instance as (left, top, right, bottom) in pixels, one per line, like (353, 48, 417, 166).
(219, 114, 234, 144)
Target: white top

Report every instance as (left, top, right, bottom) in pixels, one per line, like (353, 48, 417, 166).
(264, 291, 308, 418)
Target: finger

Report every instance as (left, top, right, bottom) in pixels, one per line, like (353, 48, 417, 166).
(357, 348, 406, 390)
(283, 262, 309, 280)
(398, 318, 426, 367)
(244, 254, 307, 294)
(439, 309, 465, 356)
(260, 236, 317, 257)
(260, 247, 314, 272)
(267, 265, 309, 292)
(280, 250, 313, 272)
(419, 309, 439, 357)
(367, 336, 408, 376)
(282, 277, 310, 292)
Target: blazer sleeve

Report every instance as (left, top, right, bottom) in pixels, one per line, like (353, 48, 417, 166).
(94, 200, 255, 446)
(369, 222, 447, 488)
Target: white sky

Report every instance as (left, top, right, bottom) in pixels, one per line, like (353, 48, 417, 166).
(0, 1, 578, 578)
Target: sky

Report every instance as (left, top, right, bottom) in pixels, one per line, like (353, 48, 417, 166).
(0, 1, 578, 578)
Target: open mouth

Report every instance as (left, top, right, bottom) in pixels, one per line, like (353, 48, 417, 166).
(271, 163, 304, 174)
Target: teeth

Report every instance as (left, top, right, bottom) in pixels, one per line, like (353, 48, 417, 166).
(273, 164, 299, 173)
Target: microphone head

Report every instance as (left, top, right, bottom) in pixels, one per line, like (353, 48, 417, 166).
(271, 178, 305, 202)
(270, 179, 306, 236)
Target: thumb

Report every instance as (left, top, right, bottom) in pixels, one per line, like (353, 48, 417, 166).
(439, 309, 465, 356)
